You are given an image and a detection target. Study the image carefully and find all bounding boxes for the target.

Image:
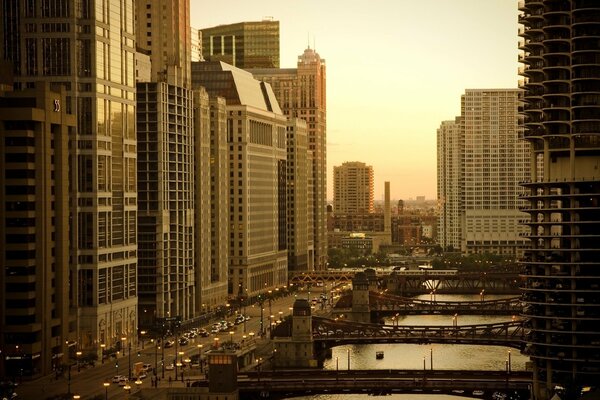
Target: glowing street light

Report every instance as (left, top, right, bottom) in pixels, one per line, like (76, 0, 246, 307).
(103, 382, 110, 400)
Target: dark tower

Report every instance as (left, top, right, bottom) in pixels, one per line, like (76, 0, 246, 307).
(519, 1, 600, 398)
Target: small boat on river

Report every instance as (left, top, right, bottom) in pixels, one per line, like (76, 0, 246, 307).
(375, 351, 384, 359)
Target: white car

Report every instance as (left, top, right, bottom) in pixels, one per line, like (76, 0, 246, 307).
(165, 363, 174, 371)
(111, 375, 126, 383)
(117, 377, 128, 387)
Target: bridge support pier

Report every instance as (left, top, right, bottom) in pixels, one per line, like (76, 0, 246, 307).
(347, 272, 371, 323)
(273, 299, 317, 368)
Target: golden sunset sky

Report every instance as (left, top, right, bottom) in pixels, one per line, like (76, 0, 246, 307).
(191, 0, 520, 201)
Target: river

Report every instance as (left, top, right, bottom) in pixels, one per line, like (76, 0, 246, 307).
(288, 293, 529, 400)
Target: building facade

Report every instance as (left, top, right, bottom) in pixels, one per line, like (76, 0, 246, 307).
(192, 88, 229, 312)
(436, 90, 529, 256)
(437, 117, 462, 251)
(0, 82, 75, 377)
(137, 82, 195, 327)
(519, 1, 600, 398)
(286, 118, 313, 272)
(333, 161, 374, 215)
(1, 0, 139, 359)
(192, 62, 288, 299)
(250, 47, 328, 271)
(201, 20, 280, 69)
(136, 0, 191, 88)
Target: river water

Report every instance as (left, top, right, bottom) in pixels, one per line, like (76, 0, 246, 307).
(288, 293, 529, 400)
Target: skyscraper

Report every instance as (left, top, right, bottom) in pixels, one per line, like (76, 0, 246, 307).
(192, 88, 229, 312)
(437, 89, 529, 255)
(251, 47, 328, 270)
(519, 1, 600, 397)
(333, 161, 375, 215)
(136, 0, 191, 88)
(201, 20, 280, 69)
(437, 118, 462, 251)
(136, 0, 212, 328)
(136, 82, 195, 326)
(1, 0, 138, 365)
(286, 118, 312, 272)
(192, 61, 288, 299)
(0, 82, 75, 377)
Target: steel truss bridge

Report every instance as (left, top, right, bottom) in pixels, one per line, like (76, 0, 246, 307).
(344, 291, 523, 316)
(290, 270, 522, 294)
(272, 317, 525, 350)
(190, 369, 531, 400)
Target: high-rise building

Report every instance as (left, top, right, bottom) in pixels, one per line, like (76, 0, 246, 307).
(1, 0, 138, 367)
(136, 0, 191, 88)
(136, 0, 210, 328)
(519, 1, 600, 398)
(437, 117, 463, 251)
(0, 82, 75, 378)
(286, 118, 313, 272)
(192, 88, 229, 312)
(333, 162, 374, 215)
(201, 20, 280, 69)
(192, 61, 288, 299)
(436, 89, 529, 255)
(251, 48, 327, 270)
(136, 82, 195, 326)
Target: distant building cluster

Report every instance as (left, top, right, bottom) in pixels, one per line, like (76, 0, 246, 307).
(327, 172, 437, 255)
(0, 2, 326, 379)
(437, 89, 530, 256)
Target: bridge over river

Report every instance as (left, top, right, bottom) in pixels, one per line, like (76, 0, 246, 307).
(290, 269, 522, 294)
(189, 369, 532, 400)
(333, 291, 523, 316)
(308, 316, 525, 350)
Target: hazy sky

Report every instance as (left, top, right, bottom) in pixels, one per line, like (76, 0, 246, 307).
(190, 1, 520, 201)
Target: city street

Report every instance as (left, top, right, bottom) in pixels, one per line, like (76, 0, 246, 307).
(15, 286, 334, 400)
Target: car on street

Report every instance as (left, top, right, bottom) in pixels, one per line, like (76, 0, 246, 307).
(198, 328, 209, 337)
(117, 377, 128, 386)
(165, 363, 174, 371)
(112, 375, 126, 384)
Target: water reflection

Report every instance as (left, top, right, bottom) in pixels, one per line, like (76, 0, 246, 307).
(287, 293, 528, 400)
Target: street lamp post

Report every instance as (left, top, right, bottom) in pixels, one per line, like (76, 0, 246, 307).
(347, 348, 350, 370)
(508, 350, 512, 374)
(127, 342, 132, 381)
(430, 348, 433, 370)
(153, 340, 158, 376)
(140, 331, 146, 349)
(76, 351, 82, 372)
(260, 303, 264, 336)
(197, 344, 203, 372)
(100, 343, 106, 364)
(161, 342, 165, 378)
(268, 290, 273, 317)
(335, 356, 339, 380)
(103, 382, 110, 400)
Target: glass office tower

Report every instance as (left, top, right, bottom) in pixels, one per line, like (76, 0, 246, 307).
(1, 0, 138, 364)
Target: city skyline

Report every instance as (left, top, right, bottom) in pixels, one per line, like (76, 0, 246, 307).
(191, 0, 520, 200)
